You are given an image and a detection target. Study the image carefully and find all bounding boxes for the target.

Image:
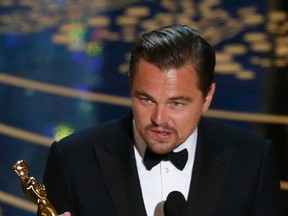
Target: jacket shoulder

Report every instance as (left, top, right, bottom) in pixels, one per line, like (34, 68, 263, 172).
(199, 117, 270, 148)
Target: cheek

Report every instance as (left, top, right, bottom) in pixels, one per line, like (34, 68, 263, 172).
(175, 118, 196, 134)
(173, 108, 202, 134)
(132, 104, 151, 125)
(175, 119, 198, 142)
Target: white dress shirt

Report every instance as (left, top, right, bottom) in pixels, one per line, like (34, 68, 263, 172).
(133, 121, 197, 216)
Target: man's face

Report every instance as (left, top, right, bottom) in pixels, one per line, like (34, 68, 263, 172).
(131, 59, 215, 154)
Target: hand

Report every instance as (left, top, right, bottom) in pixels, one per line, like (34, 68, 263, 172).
(59, 212, 71, 216)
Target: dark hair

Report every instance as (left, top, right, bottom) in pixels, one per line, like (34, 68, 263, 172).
(129, 25, 215, 96)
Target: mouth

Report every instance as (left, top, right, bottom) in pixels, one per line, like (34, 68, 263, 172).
(150, 129, 173, 140)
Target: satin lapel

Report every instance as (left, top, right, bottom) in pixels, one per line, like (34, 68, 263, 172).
(187, 119, 235, 215)
(93, 117, 147, 216)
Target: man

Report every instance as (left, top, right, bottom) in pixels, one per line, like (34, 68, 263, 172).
(43, 25, 283, 216)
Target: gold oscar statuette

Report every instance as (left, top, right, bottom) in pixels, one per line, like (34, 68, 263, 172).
(13, 160, 57, 216)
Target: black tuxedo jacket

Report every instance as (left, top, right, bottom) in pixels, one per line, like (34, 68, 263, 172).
(43, 113, 283, 216)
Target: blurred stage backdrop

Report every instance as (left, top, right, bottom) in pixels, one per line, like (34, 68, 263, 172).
(0, 0, 287, 215)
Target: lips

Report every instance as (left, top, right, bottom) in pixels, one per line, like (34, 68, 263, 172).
(150, 129, 173, 139)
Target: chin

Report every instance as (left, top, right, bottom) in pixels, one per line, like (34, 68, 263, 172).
(148, 143, 175, 154)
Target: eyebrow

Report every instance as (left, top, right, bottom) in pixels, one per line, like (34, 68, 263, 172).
(134, 90, 152, 98)
(134, 90, 192, 102)
(168, 96, 193, 102)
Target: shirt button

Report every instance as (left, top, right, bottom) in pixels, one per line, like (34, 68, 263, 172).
(165, 168, 169, 173)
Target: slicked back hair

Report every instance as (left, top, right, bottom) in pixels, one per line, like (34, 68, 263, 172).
(129, 25, 215, 96)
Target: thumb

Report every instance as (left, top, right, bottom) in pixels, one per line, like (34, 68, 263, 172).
(59, 212, 71, 216)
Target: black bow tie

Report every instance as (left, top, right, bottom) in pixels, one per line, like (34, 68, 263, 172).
(143, 148, 188, 171)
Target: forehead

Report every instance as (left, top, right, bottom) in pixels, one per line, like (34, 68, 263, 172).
(135, 59, 198, 82)
(132, 59, 201, 96)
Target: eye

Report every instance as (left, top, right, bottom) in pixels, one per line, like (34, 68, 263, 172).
(170, 101, 184, 108)
(140, 97, 154, 105)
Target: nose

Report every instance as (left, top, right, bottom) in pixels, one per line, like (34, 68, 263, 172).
(151, 105, 169, 126)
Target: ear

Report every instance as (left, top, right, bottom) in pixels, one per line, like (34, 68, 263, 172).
(202, 83, 216, 113)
